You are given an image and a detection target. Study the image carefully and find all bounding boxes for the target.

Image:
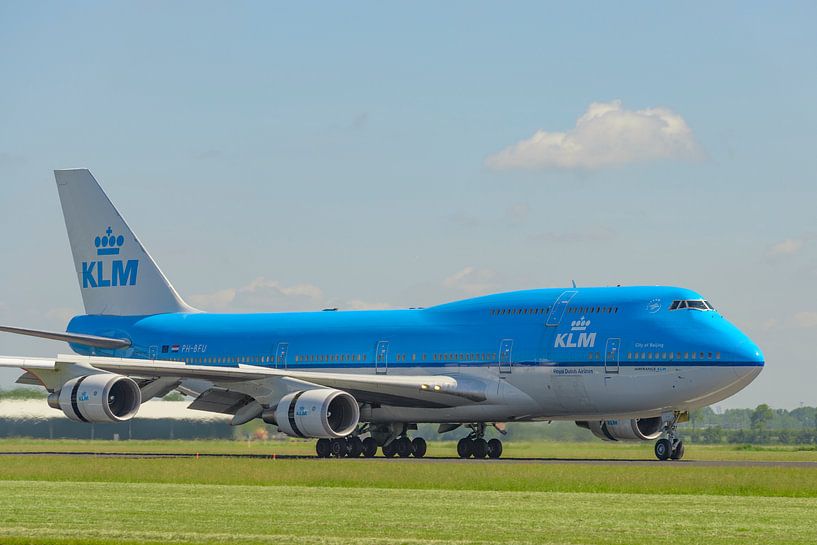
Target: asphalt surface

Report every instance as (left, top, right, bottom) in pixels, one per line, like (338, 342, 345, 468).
(1, 451, 815, 467)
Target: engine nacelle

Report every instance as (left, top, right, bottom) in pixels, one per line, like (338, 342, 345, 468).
(51, 374, 142, 423)
(269, 389, 359, 438)
(576, 417, 663, 441)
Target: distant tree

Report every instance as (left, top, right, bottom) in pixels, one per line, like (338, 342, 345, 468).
(689, 407, 715, 431)
(751, 404, 774, 431)
(0, 388, 47, 400)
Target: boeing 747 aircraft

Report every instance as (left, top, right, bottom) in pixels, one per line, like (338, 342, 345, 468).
(0, 169, 764, 460)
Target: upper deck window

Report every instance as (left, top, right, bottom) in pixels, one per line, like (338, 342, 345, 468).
(669, 299, 715, 311)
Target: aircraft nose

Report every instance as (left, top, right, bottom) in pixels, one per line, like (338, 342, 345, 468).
(735, 338, 764, 366)
(730, 335, 764, 387)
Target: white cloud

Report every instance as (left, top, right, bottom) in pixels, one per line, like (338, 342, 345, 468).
(485, 100, 702, 170)
(190, 277, 391, 313)
(767, 239, 803, 257)
(443, 267, 498, 296)
(344, 299, 394, 311)
(190, 277, 324, 312)
(792, 312, 817, 329)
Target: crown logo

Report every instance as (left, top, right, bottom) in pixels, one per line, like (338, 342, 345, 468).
(570, 316, 591, 331)
(95, 227, 124, 256)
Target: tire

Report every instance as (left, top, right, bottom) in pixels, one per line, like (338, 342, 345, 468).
(411, 437, 427, 458)
(654, 438, 672, 461)
(396, 437, 412, 458)
(472, 438, 488, 459)
(316, 438, 331, 458)
(348, 437, 363, 458)
(382, 441, 397, 458)
(487, 438, 503, 459)
(457, 438, 473, 459)
(362, 437, 378, 458)
(330, 437, 348, 458)
(670, 440, 685, 460)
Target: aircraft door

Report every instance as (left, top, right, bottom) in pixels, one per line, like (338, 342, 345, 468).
(604, 338, 620, 374)
(148, 345, 158, 360)
(275, 342, 289, 369)
(499, 339, 513, 374)
(375, 340, 389, 375)
(546, 290, 577, 327)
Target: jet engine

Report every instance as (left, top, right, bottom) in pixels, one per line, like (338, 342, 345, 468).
(266, 389, 360, 438)
(49, 374, 142, 423)
(576, 417, 663, 441)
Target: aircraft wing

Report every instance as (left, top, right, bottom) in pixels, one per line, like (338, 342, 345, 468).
(0, 354, 488, 408)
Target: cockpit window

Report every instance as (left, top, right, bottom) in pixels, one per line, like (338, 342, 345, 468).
(669, 299, 714, 312)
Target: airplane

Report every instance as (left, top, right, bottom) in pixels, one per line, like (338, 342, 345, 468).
(0, 169, 764, 461)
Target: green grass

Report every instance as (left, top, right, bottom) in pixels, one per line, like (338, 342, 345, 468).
(0, 455, 815, 497)
(1, 439, 816, 544)
(0, 480, 816, 545)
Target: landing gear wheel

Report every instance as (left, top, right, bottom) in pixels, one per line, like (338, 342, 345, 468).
(457, 438, 473, 459)
(396, 437, 413, 458)
(316, 438, 331, 458)
(472, 438, 488, 459)
(382, 441, 397, 458)
(330, 437, 348, 458)
(671, 440, 685, 460)
(411, 437, 427, 458)
(347, 437, 363, 458)
(487, 438, 503, 459)
(362, 437, 378, 458)
(654, 438, 672, 461)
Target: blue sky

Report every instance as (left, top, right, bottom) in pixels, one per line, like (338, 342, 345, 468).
(1, 1, 816, 408)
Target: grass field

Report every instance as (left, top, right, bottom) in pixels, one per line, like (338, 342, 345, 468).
(1, 439, 816, 544)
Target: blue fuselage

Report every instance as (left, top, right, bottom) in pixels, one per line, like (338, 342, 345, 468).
(67, 286, 764, 374)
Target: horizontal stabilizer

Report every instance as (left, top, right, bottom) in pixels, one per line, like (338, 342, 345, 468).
(0, 325, 131, 349)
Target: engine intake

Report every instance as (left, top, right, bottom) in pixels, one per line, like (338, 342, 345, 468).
(576, 417, 663, 441)
(268, 389, 359, 438)
(52, 374, 142, 423)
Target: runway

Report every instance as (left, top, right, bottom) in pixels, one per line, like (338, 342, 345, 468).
(1, 451, 815, 467)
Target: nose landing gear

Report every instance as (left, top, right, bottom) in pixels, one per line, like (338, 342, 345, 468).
(654, 412, 685, 461)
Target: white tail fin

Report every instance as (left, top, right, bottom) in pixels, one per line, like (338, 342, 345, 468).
(55, 169, 194, 316)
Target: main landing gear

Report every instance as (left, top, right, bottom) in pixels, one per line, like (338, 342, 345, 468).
(456, 423, 503, 459)
(654, 412, 685, 461)
(315, 424, 427, 459)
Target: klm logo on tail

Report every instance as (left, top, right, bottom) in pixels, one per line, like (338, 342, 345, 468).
(81, 227, 139, 288)
(554, 317, 597, 348)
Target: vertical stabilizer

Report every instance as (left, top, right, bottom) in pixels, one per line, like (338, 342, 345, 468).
(55, 169, 194, 316)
